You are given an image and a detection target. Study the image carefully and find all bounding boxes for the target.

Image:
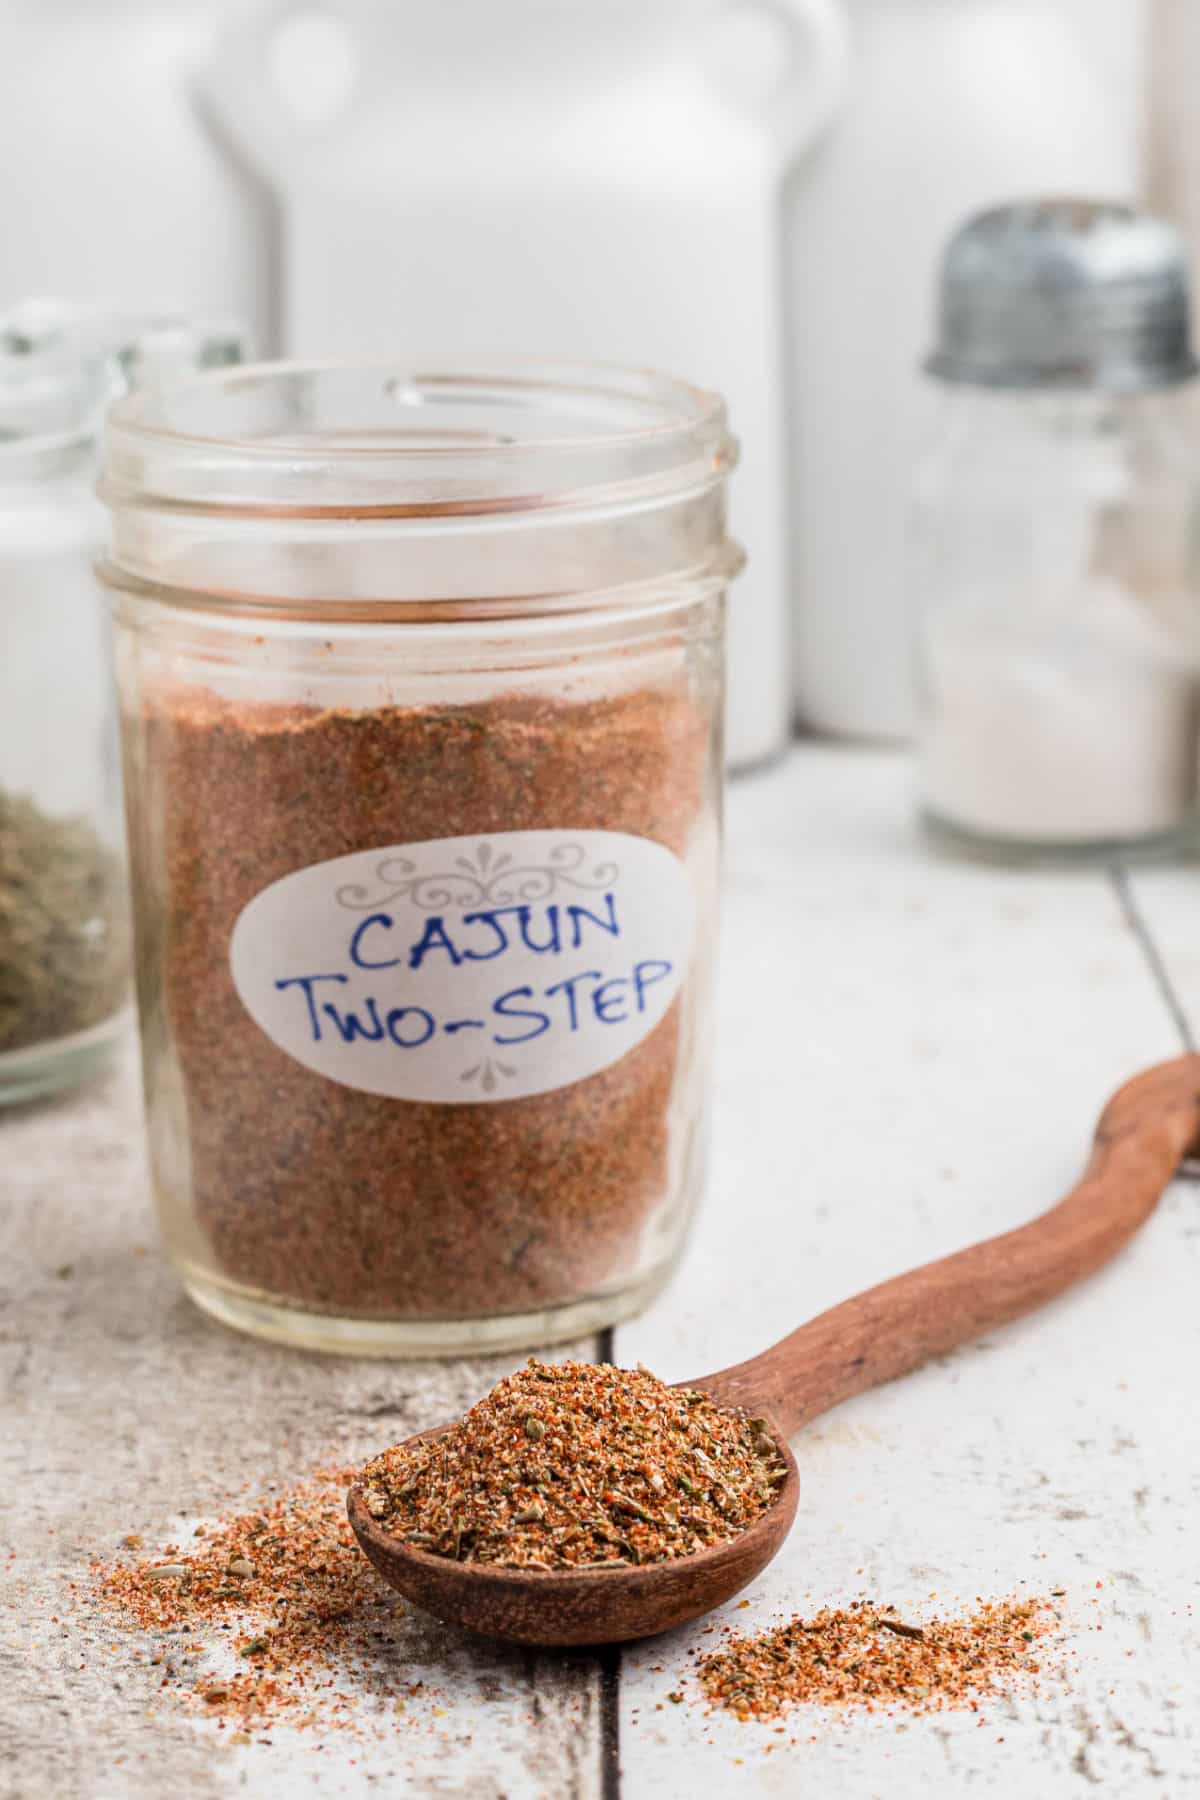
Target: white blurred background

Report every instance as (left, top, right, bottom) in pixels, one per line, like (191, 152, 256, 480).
(0, 0, 1184, 768)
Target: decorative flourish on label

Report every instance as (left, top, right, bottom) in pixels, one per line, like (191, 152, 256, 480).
(335, 840, 620, 912)
(459, 1057, 518, 1094)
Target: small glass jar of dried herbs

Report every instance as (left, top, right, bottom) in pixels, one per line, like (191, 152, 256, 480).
(101, 359, 739, 1354)
(0, 307, 247, 1106)
(0, 322, 129, 1104)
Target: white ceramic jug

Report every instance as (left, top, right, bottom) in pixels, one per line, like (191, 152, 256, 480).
(0, 2, 270, 346)
(787, 0, 1144, 739)
(203, 0, 850, 770)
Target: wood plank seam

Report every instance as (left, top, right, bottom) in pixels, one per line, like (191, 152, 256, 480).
(594, 1326, 623, 1800)
(1110, 866, 1196, 1051)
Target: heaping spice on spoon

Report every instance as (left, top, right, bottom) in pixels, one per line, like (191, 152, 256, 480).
(358, 1360, 788, 1568)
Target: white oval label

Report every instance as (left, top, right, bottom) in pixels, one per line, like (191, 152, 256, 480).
(229, 831, 695, 1103)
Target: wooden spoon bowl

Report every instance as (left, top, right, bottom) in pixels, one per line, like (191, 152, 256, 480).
(348, 1427, 799, 1647)
(349, 1055, 1200, 1647)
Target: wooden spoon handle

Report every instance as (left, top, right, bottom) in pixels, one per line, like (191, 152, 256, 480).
(694, 1054, 1200, 1438)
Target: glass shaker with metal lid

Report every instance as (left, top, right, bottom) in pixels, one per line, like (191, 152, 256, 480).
(912, 199, 1200, 861)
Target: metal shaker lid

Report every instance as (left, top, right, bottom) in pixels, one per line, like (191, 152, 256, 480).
(926, 199, 1199, 392)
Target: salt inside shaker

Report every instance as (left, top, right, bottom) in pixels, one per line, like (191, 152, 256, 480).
(913, 199, 1200, 860)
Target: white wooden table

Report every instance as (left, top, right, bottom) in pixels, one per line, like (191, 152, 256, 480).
(4, 746, 1199, 1798)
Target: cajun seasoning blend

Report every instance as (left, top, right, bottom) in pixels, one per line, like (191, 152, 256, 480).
(696, 1594, 1057, 1720)
(358, 1360, 786, 1567)
(102, 361, 738, 1352)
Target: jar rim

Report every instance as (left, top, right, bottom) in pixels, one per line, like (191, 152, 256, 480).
(102, 356, 736, 519)
(0, 324, 109, 464)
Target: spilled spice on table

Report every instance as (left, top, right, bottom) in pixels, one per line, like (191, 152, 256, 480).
(139, 679, 711, 1318)
(357, 1359, 786, 1568)
(93, 1466, 403, 1737)
(90, 1448, 1069, 1744)
(695, 1594, 1060, 1720)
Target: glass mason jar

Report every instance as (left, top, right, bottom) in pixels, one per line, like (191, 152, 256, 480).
(913, 387, 1200, 861)
(102, 360, 738, 1355)
(0, 330, 130, 1104)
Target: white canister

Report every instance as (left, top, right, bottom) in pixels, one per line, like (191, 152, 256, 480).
(202, 0, 850, 771)
(0, 2, 271, 350)
(787, 0, 1144, 739)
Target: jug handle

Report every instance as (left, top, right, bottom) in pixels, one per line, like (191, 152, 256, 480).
(201, 0, 360, 182)
(721, 0, 850, 167)
(204, 0, 851, 182)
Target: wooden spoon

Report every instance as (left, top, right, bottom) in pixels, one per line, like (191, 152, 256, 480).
(348, 1054, 1200, 1646)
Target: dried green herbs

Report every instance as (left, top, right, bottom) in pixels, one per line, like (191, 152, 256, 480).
(358, 1360, 786, 1569)
(0, 788, 129, 1056)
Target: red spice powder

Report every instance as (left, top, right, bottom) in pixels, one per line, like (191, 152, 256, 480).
(91, 1468, 1067, 1741)
(134, 679, 712, 1320)
(358, 1359, 786, 1568)
(93, 1467, 398, 1738)
(695, 1594, 1060, 1721)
